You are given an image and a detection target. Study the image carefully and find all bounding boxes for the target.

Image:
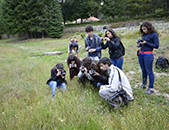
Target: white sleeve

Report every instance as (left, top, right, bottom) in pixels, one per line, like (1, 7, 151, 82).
(78, 71, 84, 78)
(85, 73, 94, 80)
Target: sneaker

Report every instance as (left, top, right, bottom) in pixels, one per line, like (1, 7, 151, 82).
(52, 93, 55, 97)
(145, 88, 154, 94)
(139, 84, 147, 89)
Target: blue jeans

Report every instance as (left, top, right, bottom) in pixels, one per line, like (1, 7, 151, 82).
(97, 82, 103, 88)
(110, 58, 124, 70)
(49, 81, 67, 96)
(138, 54, 154, 88)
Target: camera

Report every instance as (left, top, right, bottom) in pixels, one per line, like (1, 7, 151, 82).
(71, 63, 75, 68)
(89, 69, 96, 76)
(137, 39, 143, 48)
(110, 89, 128, 105)
(102, 38, 106, 41)
(61, 70, 66, 76)
(81, 66, 86, 73)
(87, 46, 90, 50)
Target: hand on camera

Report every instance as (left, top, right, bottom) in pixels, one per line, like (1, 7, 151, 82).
(141, 40, 146, 44)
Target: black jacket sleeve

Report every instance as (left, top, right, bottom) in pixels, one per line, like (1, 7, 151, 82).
(108, 37, 121, 49)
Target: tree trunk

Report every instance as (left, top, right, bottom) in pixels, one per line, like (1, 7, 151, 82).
(42, 30, 44, 38)
(167, 0, 169, 12)
(81, 18, 83, 23)
(163, 0, 166, 12)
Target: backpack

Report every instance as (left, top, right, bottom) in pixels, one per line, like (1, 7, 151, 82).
(155, 56, 169, 69)
(120, 41, 125, 56)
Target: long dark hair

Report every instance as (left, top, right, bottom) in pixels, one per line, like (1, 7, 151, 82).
(105, 28, 120, 39)
(90, 60, 101, 73)
(67, 54, 81, 68)
(140, 21, 157, 36)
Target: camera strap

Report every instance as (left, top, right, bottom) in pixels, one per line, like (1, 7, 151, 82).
(116, 68, 123, 91)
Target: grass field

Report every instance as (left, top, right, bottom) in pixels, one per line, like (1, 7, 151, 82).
(0, 27, 169, 130)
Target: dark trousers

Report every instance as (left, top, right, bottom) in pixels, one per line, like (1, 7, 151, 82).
(138, 54, 154, 88)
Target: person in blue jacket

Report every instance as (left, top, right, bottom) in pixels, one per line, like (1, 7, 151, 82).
(68, 39, 80, 60)
(137, 21, 159, 94)
(85, 25, 102, 61)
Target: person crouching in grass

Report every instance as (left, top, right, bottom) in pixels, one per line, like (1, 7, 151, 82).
(46, 63, 67, 97)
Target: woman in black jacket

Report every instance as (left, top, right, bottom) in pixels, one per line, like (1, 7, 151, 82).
(101, 28, 125, 70)
(89, 60, 109, 89)
(46, 63, 67, 97)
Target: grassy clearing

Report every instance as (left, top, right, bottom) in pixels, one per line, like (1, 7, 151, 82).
(0, 28, 169, 130)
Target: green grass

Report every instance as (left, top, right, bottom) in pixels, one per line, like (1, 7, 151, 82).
(0, 28, 169, 130)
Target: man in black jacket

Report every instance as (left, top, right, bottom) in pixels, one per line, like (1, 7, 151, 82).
(46, 63, 67, 97)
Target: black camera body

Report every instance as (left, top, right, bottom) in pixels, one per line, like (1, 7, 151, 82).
(102, 38, 106, 41)
(87, 46, 90, 50)
(61, 70, 66, 76)
(81, 66, 86, 73)
(110, 89, 128, 105)
(90, 69, 96, 76)
(137, 39, 143, 48)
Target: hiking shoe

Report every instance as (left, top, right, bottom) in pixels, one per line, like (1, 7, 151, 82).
(145, 88, 154, 94)
(52, 93, 55, 97)
(139, 84, 147, 89)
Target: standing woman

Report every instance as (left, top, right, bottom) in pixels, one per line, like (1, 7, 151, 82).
(101, 28, 125, 70)
(137, 21, 159, 94)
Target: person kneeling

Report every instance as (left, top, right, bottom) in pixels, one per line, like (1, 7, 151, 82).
(78, 57, 93, 84)
(46, 63, 67, 97)
(98, 57, 134, 108)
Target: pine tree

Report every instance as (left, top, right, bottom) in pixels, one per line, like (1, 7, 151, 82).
(47, 0, 64, 38)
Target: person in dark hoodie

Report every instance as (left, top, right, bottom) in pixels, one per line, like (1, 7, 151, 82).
(46, 63, 67, 97)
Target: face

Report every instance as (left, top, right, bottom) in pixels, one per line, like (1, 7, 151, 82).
(106, 31, 113, 38)
(87, 31, 93, 37)
(57, 68, 63, 72)
(100, 63, 109, 71)
(71, 61, 75, 64)
(142, 26, 148, 34)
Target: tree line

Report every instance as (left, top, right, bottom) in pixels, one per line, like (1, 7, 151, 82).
(0, 0, 168, 38)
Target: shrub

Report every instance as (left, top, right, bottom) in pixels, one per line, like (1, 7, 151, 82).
(97, 33, 103, 37)
(80, 33, 85, 39)
(75, 32, 80, 35)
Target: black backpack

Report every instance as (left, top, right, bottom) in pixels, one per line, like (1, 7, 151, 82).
(155, 56, 169, 69)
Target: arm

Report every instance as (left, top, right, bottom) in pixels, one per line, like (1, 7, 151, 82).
(95, 37, 102, 52)
(108, 38, 121, 49)
(69, 43, 73, 53)
(97, 75, 108, 84)
(101, 41, 108, 49)
(50, 67, 60, 81)
(144, 33, 159, 49)
(100, 68, 119, 92)
(84, 37, 89, 51)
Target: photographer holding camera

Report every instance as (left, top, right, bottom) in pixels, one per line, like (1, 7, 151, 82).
(89, 60, 109, 89)
(78, 57, 94, 84)
(67, 54, 81, 80)
(46, 63, 67, 97)
(137, 21, 159, 94)
(101, 28, 125, 70)
(98, 57, 134, 108)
